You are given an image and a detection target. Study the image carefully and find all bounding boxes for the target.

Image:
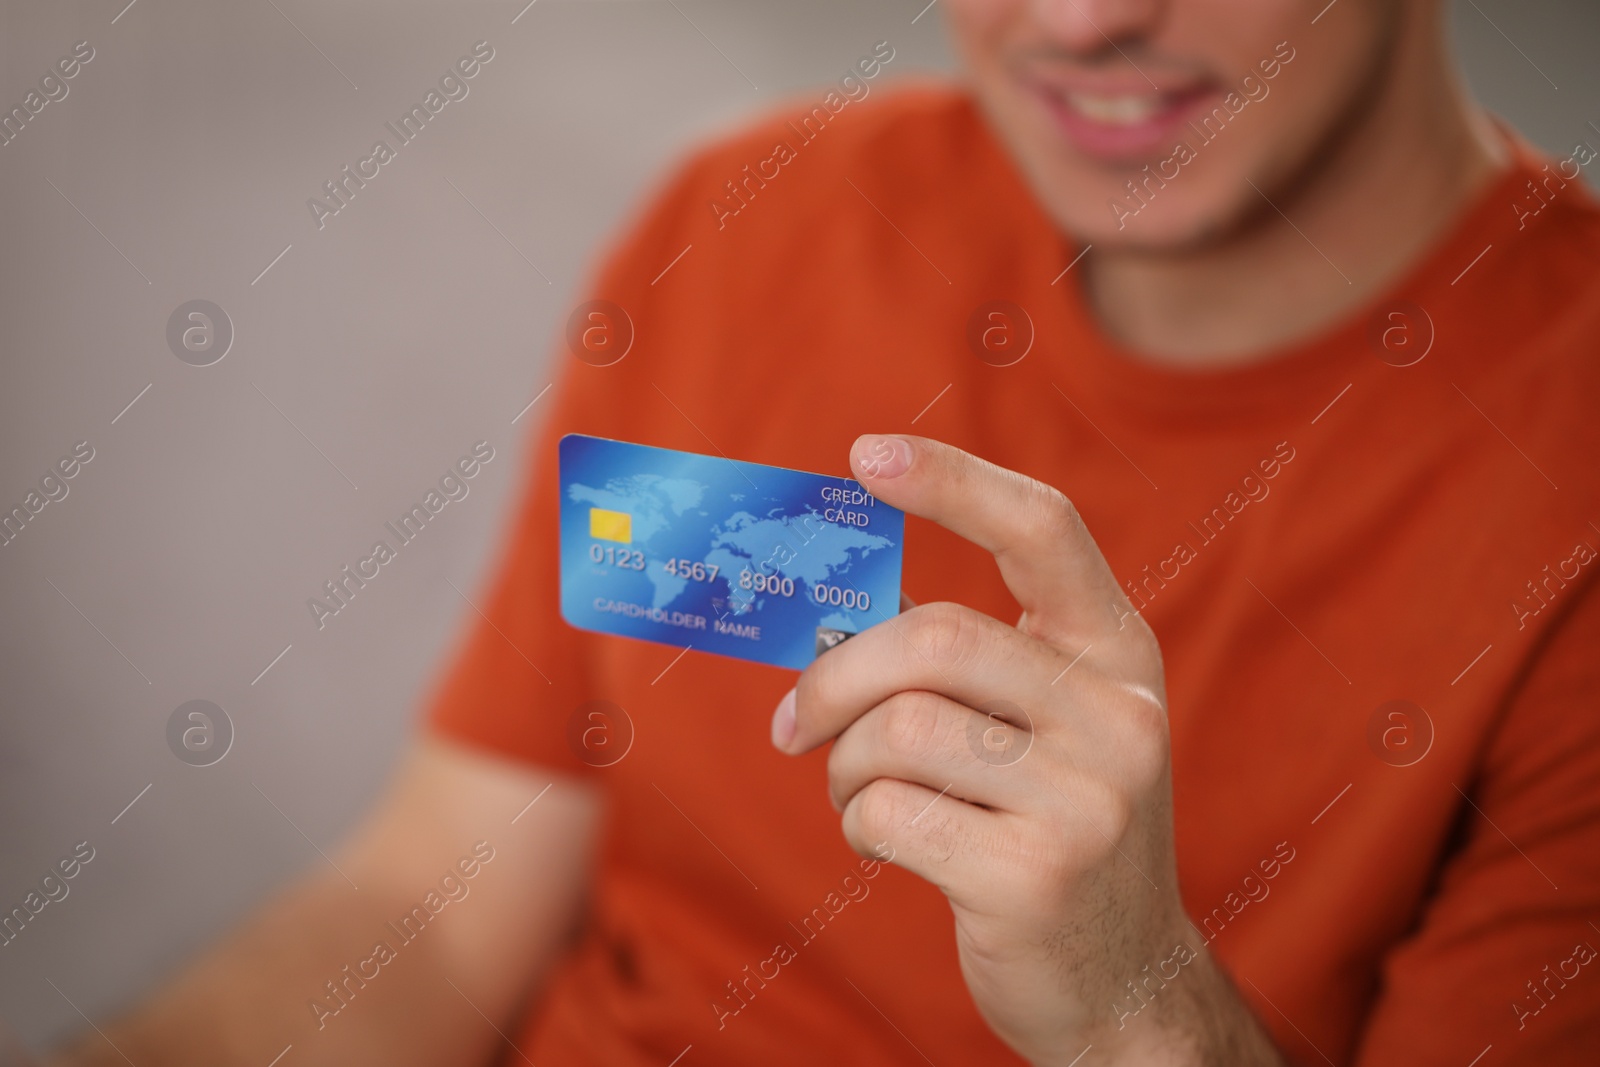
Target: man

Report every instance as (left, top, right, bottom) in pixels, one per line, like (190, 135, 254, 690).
(57, 0, 1600, 1064)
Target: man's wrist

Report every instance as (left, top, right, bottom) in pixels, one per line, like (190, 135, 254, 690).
(1036, 941, 1287, 1067)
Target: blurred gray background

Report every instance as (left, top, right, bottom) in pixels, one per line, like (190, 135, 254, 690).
(1, 0, 1595, 1052)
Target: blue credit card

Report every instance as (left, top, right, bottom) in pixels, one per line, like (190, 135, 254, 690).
(558, 434, 904, 670)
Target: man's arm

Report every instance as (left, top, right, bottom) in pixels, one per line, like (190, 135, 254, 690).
(50, 736, 602, 1067)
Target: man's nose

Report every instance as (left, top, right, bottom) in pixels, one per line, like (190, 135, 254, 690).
(1028, 0, 1168, 56)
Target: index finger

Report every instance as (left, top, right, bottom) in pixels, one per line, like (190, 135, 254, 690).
(851, 434, 1124, 644)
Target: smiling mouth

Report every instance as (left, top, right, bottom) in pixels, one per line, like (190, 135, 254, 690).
(1033, 80, 1216, 160)
(1061, 91, 1168, 126)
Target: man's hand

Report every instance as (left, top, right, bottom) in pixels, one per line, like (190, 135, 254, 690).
(770, 435, 1284, 1066)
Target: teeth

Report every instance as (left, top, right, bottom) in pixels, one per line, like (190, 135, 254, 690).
(1065, 92, 1163, 125)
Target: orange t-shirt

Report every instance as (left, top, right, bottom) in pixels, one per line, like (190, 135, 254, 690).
(427, 86, 1600, 1065)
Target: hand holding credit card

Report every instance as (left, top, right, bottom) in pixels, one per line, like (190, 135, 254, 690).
(558, 434, 905, 669)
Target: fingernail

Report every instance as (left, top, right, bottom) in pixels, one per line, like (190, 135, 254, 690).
(856, 436, 912, 479)
(771, 688, 797, 750)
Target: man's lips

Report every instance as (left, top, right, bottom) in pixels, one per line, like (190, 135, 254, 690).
(1029, 77, 1219, 161)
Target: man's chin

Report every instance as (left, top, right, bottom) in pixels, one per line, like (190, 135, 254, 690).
(1045, 193, 1243, 255)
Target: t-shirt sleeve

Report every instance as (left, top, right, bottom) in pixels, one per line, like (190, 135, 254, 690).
(422, 398, 596, 775)
(1353, 580, 1600, 1063)
(421, 145, 719, 776)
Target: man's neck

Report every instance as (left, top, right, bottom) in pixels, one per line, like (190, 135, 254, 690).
(1081, 32, 1510, 369)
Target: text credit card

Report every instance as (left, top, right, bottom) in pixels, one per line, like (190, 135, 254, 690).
(558, 434, 904, 670)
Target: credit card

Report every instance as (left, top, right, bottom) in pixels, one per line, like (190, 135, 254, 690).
(558, 434, 904, 670)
